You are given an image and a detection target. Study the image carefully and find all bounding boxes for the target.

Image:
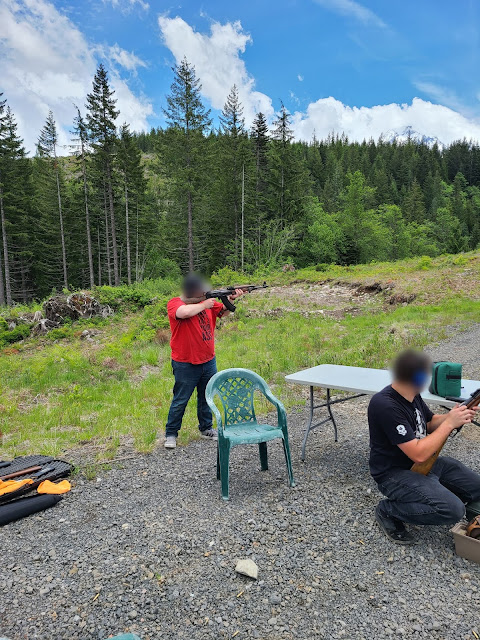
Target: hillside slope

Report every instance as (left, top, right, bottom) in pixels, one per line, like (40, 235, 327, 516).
(1, 252, 480, 460)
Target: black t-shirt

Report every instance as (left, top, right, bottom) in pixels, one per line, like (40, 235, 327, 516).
(368, 385, 434, 481)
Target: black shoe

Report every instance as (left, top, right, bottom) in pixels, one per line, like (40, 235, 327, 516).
(375, 504, 415, 545)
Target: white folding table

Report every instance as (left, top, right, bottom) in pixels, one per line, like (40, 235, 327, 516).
(285, 364, 480, 461)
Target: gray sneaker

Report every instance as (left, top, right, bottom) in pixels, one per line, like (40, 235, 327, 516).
(164, 435, 177, 449)
(200, 428, 218, 440)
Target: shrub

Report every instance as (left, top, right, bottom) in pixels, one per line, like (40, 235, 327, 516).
(45, 327, 73, 341)
(211, 267, 243, 287)
(417, 256, 433, 270)
(0, 324, 31, 346)
(94, 285, 154, 311)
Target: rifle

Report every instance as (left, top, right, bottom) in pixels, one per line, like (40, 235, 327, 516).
(411, 388, 480, 475)
(183, 282, 268, 312)
(0, 466, 42, 481)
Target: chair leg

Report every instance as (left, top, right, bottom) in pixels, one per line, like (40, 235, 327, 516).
(259, 441, 268, 471)
(216, 443, 220, 481)
(219, 443, 230, 500)
(282, 434, 296, 487)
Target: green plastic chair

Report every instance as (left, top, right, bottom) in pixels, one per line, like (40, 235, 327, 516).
(205, 368, 295, 500)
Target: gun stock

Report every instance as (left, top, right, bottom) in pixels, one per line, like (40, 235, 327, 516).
(411, 389, 480, 475)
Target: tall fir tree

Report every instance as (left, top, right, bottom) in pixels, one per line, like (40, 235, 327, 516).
(250, 112, 269, 261)
(72, 106, 95, 288)
(37, 111, 68, 288)
(268, 103, 311, 228)
(117, 122, 145, 284)
(86, 64, 120, 285)
(216, 85, 248, 269)
(163, 57, 211, 271)
(0, 94, 7, 305)
(0, 103, 32, 303)
(270, 103, 294, 224)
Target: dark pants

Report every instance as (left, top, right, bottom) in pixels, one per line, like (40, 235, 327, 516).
(165, 357, 217, 437)
(376, 456, 480, 525)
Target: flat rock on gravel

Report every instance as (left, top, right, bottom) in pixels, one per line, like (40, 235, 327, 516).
(1, 328, 480, 640)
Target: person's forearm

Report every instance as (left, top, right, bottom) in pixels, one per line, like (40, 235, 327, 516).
(176, 302, 207, 319)
(427, 413, 449, 432)
(406, 422, 453, 463)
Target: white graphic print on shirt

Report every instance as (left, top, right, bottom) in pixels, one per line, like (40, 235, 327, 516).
(415, 408, 427, 439)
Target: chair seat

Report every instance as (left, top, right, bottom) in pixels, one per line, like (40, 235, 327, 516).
(222, 422, 283, 445)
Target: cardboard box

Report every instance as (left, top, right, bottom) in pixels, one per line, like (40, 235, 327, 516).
(451, 522, 480, 565)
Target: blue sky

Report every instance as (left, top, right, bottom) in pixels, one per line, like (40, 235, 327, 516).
(1, 0, 480, 152)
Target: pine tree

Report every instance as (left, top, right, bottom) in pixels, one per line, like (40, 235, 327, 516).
(72, 106, 95, 288)
(117, 123, 145, 284)
(268, 103, 311, 228)
(271, 103, 294, 223)
(86, 64, 120, 285)
(163, 57, 211, 271)
(403, 178, 425, 223)
(37, 111, 68, 288)
(0, 94, 7, 305)
(250, 111, 269, 262)
(0, 103, 32, 304)
(217, 85, 247, 269)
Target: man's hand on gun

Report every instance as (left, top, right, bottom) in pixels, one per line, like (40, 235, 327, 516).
(227, 288, 245, 303)
(445, 403, 479, 432)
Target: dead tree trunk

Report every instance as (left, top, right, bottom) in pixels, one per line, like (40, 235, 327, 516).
(124, 182, 131, 285)
(103, 183, 112, 286)
(106, 161, 119, 285)
(135, 200, 139, 283)
(54, 159, 68, 289)
(0, 184, 12, 305)
(0, 242, 5, 306)
(187, 190, 194, 271)
(97, 226, 102, 286)
(80, 149, 94, 287)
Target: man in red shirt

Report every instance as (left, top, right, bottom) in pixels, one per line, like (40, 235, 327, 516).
(164, 274, 243, 449)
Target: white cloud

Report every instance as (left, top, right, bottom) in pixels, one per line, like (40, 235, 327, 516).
(158, 16, 274, 125)
(413, 80, 472, 116)
(313, 0, 387, 29)
(297, 74, 304, 82)
(289, 91, 301, 106)
(107, 44, 148, 73)
(158, 16, 480, 145)
(0, 0, 152, 153)
(105, 0, 149, 13)
(291, 96, 480, 145)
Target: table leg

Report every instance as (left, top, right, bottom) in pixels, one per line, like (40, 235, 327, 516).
(326, 388, 338, 442)
(301, 386, 314, 462)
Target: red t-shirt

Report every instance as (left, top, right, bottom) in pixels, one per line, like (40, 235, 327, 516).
(167, 297, 224, 364)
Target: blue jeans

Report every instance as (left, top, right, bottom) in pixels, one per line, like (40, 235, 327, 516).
(376, 456, 480, 525)
(165, 357, 217, 437)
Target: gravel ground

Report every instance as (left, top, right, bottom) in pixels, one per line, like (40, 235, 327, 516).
(1, 329, 480, 640)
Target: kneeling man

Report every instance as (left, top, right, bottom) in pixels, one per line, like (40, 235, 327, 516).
(368, 349, 480, 544)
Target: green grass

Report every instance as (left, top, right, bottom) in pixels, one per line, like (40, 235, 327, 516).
(1, 251, 480, 459)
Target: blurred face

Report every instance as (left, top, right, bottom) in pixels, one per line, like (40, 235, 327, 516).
(182, 274, 208, 298)
(411, 369, 429, 391)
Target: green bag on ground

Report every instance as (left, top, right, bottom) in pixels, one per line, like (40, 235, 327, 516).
(429, 361, 462, 398)
(466, 500, 480, 522)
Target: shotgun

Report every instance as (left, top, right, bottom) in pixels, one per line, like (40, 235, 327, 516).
(411, 389, 480, 475)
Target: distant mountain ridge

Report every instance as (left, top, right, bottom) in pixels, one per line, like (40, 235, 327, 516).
(382, 125, 445, 149)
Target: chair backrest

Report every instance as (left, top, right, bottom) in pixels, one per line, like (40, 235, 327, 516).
(206, 368, 269, 428)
